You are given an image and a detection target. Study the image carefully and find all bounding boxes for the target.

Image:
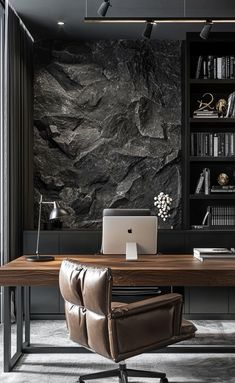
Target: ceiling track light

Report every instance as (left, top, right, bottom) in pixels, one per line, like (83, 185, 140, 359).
(84, 17, 235, 24)
(142, 21, 155, 39)
(200, 19, 213, 39)
(97, 1, 111, 17)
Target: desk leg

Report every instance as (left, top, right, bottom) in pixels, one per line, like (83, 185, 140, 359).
(16, 287, 23, 353)
(3, 287, 11, 372)
(24, 287, 30, 345)
(3, 287, 23, 372)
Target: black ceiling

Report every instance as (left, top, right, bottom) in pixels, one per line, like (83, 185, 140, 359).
(9, 0, 235, 41)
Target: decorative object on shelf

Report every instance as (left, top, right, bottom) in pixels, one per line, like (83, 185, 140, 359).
(191, 206, 210, 229)
(26, 194, 69, 262)
(154, 192, 172, 222)
(193, 93, 218, 118)
(195, 171, 205, 194)
(194, 167, 210, 194)
(197, 92, 214, 110)
(216, 99, 227, 117)
(225, 91, 235, 118)
(217, 173, 229, 186)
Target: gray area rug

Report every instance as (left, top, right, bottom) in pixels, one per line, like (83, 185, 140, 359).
(0, 320, 235, 382)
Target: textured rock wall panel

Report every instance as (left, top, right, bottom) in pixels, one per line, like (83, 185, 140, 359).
(34, 40, 182, 229)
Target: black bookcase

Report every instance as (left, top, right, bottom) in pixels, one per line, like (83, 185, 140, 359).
(183, 32, 235, 231)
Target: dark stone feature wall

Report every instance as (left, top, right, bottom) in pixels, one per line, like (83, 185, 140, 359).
(34, 40, 182, 229)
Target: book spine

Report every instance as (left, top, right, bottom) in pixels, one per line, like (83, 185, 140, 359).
(190, 133, 194, 156)
(217, 57, 222, 79)
(221, 57, 226, 79)
(195, 55, 203, 79)
(207, 206, 212, 226)
(203, 59, 208, 79)
(225, 133, 229, 156)
(231, 133, 234, 156)
(195, 172, 205, 194)
(209, 133, 213, 156)
(226, 56, 230, 79)
(207, 55, 214, 79)
(214, 133, 218, 157)
(204, 168, 210, 195)
(213, 57, 217, 79)
(230, 56, 235, 79)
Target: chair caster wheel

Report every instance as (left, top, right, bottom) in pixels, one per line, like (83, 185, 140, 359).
(160, 378, 168, 383)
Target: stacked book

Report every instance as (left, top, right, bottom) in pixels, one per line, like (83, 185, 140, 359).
(193, 248, 235, 262)
(193, 110, 218, 119)
(195, 55, 235, 79)
(211, 185, 235, 193)
(191, 132, 235, 157)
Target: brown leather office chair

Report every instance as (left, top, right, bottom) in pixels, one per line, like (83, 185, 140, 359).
(59, 259, 197, 383)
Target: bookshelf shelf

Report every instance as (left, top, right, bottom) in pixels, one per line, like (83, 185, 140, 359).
(190, 118, 235, 123)
(189, 156, 235, 162)
(190, 194, 235, 200)
(190, 79, 235, 85)
(183, 33, 235, 232)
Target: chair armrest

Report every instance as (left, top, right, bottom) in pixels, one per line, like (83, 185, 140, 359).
(111, 293, 182, 318)
(111, 293, 183, 336)
(108, 293, 184, 361)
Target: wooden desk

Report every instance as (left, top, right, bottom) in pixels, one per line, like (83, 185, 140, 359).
(1, 253, 235, 286)
(1, 253, 235, 372)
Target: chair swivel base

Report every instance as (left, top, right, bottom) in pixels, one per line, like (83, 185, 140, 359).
(78, 363, 168, 383)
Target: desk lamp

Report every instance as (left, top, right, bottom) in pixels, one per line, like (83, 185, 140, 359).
(26, 194, 68, 262)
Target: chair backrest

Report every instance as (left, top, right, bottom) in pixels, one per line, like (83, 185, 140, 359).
(59, 259, 113, 358)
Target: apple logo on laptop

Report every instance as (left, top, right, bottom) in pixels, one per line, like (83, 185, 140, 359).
(128, 228, 132, 234)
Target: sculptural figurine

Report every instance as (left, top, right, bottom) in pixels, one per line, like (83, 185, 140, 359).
(216, 99, 227, 117)
(196, 92, 214, 111)
(217, 173, 229, 186)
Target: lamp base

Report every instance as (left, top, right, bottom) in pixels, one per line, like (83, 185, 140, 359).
(26, 255, 55, 262)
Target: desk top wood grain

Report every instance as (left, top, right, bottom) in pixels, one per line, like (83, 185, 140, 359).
(1, 254, 235, 286)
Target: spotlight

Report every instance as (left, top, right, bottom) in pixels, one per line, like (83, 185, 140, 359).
(97, 1, 111, 17)
(142, 21, 154, 39)
(57, 21, 65, 26)
(200, 19, 213, 39)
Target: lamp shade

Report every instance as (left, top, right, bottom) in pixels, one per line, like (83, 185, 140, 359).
(49, 203, 68, 220)
(200, 20, 213, 39)
(97, 1, 110, 17)
(142, 22, 153, 39)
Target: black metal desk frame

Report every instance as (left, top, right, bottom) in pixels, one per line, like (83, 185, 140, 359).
(4, 285, 235, 373)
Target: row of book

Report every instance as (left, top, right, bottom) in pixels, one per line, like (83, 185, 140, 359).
(195, 168, 210, 194)
(206, 205, 235, 226)
(193, 248, 235, 262)
(191, 132, 235, 157)
(195, 55, 235, 79)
